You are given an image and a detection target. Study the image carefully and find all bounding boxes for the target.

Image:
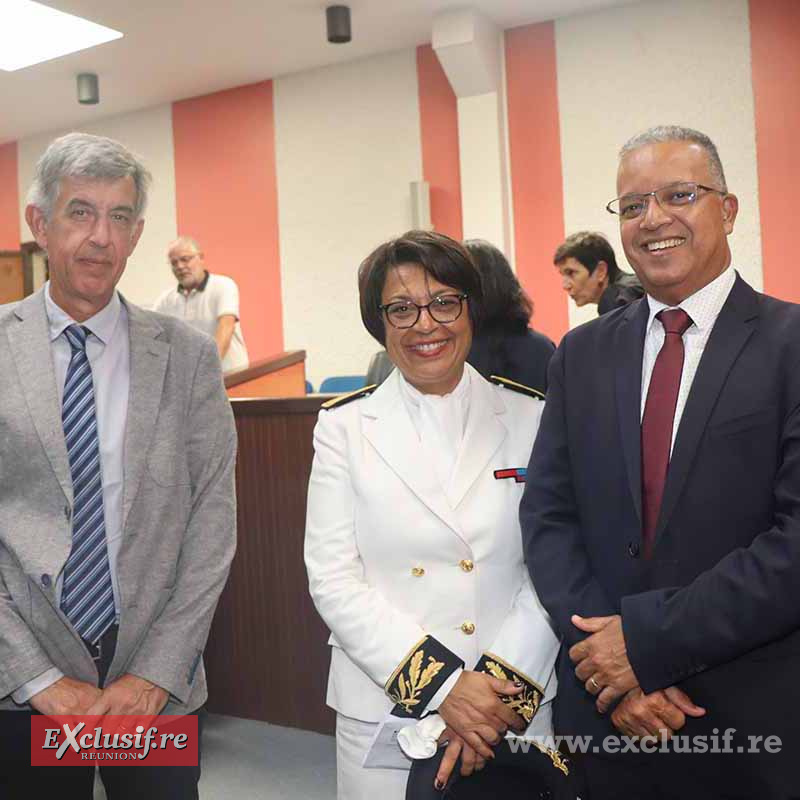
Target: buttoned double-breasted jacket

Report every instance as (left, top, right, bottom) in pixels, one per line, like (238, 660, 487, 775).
(305, 365, 559, 733)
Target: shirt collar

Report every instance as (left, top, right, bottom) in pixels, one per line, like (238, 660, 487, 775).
(646, 265, 736, 334)
(399, 363, 472, 408)
(44, 281, 121, 345)
(178, 271, 210, 294)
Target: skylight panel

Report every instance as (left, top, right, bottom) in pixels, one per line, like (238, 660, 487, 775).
(0, 0, 122, 72)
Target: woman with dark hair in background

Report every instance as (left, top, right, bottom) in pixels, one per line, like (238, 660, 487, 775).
(465, 240, 555, 395)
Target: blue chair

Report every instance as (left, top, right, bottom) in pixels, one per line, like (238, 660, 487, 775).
(305, 380, 314, 394)
(319, 375, 367, 394)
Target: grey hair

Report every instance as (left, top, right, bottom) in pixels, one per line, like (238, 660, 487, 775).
(169, 235, 203, 254)
(619, 126, 727, 192)
(27, 132, 152, 221)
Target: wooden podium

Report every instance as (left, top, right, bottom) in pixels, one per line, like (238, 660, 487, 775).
(203, 394, 336, 734)
(224, 350, 307, 398)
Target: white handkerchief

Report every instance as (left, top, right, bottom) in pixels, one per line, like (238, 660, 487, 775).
(397, 714, 447, 760)
(362, 716, 416, 770)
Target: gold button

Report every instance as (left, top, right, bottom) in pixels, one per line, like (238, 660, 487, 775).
(459, 559, 474, 573)
(411, 567, 425, 577)
(461, 621, 475, 635)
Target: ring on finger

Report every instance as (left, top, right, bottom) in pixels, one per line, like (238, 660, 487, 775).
(588, 676, 600, 692)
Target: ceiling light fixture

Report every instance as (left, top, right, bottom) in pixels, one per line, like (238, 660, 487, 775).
(326, 5, 351, 44)
(0, 0, 122, 72)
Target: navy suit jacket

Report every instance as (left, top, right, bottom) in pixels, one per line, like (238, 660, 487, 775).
(521, 274, 800, 783)
(468, 328, 555, 395)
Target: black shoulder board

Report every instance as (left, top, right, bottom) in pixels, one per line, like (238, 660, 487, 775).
(321, 384, 378, 411)
(489, 375, 545, 400)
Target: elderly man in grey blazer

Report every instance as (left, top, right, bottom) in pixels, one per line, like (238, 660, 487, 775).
(0, 133, 237, 798)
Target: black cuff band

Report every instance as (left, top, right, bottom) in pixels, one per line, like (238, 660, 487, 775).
(386, 635, 464, 718)
(474, 652, 543, 724)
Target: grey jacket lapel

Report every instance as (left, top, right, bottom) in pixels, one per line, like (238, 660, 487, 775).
(7, 289, 72, 503)
(121, 299, 170, 531)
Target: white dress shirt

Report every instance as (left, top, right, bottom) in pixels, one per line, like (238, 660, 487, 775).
(13, 283, 130, 703)
(640, 266, 736, 454)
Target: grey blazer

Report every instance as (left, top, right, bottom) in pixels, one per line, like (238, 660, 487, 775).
(0, 289, 237, 713)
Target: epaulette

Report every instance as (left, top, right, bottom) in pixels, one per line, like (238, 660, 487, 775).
(489, 375, 545, 400)
(321, 384, 378, 410)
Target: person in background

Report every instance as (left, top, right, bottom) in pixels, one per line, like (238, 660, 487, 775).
(154, 236, 249, 371)
(304, 230, 560, 799)
(0, 132, 236, 798)
(465, 239, 555, 395)
(553, 231, 643, 315)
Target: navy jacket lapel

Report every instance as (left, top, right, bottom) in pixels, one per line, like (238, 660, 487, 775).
(615, 298, 650, 525)
(656, 276, 759, 541)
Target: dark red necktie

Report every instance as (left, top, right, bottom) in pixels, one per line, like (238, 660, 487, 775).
(641, 308, 693, 558)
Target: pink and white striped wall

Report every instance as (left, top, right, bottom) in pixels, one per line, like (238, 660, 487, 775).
(1, 0, 798, 384)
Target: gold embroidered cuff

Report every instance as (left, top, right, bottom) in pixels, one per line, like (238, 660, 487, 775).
(385, 635, 464, 718)
(475, 652, 544, 724)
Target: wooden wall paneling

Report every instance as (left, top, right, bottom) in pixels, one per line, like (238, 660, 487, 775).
(204, 398, 335, 734)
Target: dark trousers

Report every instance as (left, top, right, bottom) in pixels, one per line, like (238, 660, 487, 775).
(0, 628, 202, 800)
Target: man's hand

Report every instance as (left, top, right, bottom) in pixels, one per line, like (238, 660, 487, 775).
(29, 677, 101, 717)
(569, 615, 638, 712)
(86, 673, 168, 717)
(611, 686, 705, 739)
(437, 670, 525, 758)
(435, 726, 488, 790)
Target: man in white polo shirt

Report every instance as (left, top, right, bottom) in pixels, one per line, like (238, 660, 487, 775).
(154, 236, 249, 371)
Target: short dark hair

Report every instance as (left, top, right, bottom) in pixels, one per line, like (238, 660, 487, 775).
(553, 232, 620, 281)
(358, 230, 483, 346)
(464, 239, 531, 335)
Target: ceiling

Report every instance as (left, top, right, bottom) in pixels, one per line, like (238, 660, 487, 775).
(0, 0, 630, 145)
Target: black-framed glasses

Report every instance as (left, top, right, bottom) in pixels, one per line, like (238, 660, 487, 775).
(606, 181, 726, 220)
(379, 293, 468, 329)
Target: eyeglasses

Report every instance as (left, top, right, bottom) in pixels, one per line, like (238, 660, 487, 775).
(379, 293, 467, 329)
(606, 181, 726, 220)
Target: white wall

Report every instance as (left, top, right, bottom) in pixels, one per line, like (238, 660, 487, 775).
(10, 0, 769, 370)
(17, 104, 178, 309)
(555, 0, 762, 329)
(458, 91, 510, 252)
(274, 48, 424, 389)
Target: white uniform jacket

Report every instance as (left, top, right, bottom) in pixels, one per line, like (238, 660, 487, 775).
(304, 366, 559, 732)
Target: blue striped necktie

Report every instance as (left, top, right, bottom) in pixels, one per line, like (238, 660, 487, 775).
(60, 324, 116, 643)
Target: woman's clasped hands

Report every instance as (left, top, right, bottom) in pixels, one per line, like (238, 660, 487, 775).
(434, 670, 527, 789)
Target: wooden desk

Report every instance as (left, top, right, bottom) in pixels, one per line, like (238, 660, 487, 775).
(225, 350, 307, 398)
(204, 395, 335, 734)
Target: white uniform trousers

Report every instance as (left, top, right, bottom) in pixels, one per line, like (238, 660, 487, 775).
(336, 714, 410, 800)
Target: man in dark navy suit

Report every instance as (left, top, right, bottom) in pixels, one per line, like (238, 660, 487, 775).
(521, 126, 800, 799)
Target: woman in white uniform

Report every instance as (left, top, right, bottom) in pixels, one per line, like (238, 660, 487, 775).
(304, 231, 560, 798)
